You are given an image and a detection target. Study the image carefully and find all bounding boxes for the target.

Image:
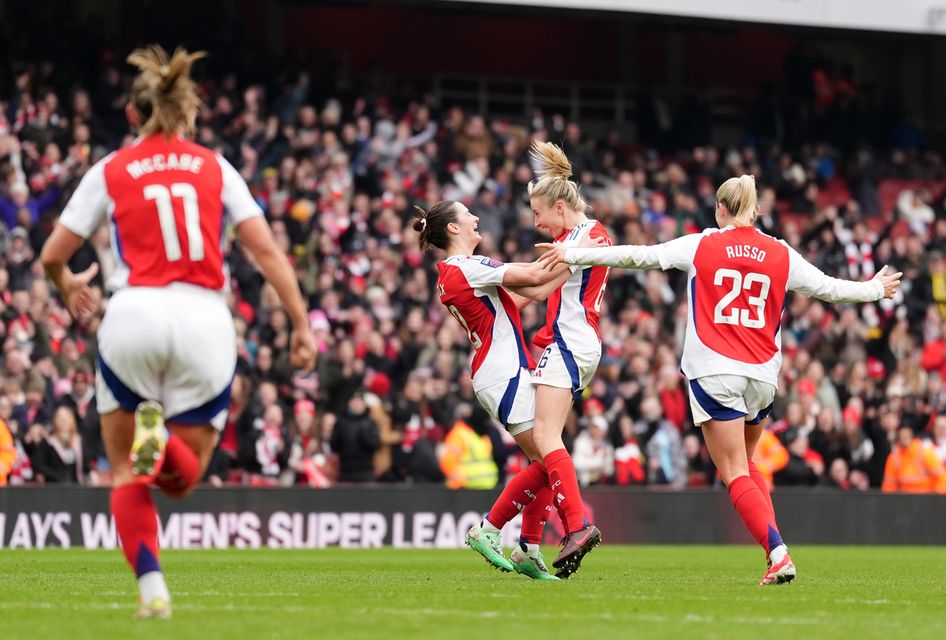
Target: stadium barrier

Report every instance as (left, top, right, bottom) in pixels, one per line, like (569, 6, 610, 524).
(0, 487, 943, 549)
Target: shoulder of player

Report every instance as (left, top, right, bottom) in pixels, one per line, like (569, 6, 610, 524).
(588, 219, 613, 241)
(443, 255, 505, 268)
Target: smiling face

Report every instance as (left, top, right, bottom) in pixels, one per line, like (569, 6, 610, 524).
(531, 196, 566, 238)
(446, 203, 481, 253)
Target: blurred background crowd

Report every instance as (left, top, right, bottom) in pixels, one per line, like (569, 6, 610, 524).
(1, 6, 945, 494)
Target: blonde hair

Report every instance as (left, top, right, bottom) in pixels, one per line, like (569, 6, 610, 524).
(127, 45, 206, 137)
(527, 141, 588, 213)
(716, 175, 758, 227)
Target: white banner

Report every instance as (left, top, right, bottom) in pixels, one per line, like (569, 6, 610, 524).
(441, 0, 946, 35)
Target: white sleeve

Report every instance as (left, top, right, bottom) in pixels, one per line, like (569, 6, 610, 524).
(786, 243, 884, 302)
(565, 233, 701, 272)
(457, 257, 509, 289)
(58, 159, 110, 239)
(218, 154, 264, 226)
(558, 221, 612, 273)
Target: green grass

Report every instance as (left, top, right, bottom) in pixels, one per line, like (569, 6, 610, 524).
(2, 546, 945, 639)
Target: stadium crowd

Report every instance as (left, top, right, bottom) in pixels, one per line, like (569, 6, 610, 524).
(1, 42, 945, 493)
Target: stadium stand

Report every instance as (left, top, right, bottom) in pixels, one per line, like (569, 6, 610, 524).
(1, 9, 945, 494)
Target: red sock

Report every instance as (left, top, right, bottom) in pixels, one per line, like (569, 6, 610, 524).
(154, 435, 202, 498)
(520, 483, 553, 545)
(748, 461, 775, 518)
(543, 448, 586, 533)
(486, 462, 549, 529)
(111, 483, 161, 577)
(728, 475, 784, 554)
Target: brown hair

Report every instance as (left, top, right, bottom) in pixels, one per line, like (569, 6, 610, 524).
(716, 175, 758, 227)
(527, 141, 588, 212)
(411, 202, 458, 251)
(127, 44, 206, 138)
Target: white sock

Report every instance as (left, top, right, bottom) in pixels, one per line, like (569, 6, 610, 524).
(138, 571, 171, 604)
(481, 518, 500, 534)
(520, 542, 540, 554)
(769, 544, 788, 565)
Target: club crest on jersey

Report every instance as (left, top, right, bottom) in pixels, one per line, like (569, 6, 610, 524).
(479, 257, 503, 268)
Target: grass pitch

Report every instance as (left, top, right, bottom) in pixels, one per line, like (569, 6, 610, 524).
(2, 546, 944, 640)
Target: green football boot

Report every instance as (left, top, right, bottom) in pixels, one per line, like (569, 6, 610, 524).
(465, 522, 514, 572)
(511, 545, 560, 580)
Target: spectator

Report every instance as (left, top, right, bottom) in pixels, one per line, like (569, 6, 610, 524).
(29, 404, 83, 484)
(252, 404, 292, 485)
(572, 416, 615, 486)
(930, 415, 946, 464)
(439, 404, 497, 489)
(882, 425, 946, 493)
(330, 392, 380, 482)
(637, 397, 686, 488)
(682, 431, 716, 487)
(825, 457, 851, 489)
(774, 428, 822, 487)
(0, 416, 15, 486)
(751, 428, 789, 491)
(613, 415, 646, 486)
(0, 34, 944, 493)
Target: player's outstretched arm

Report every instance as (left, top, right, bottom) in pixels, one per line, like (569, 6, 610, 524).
(40, 224, 100, 323)
(538, 241, 665, 270)
(236, 216, 316, 371)
(786, 244, 901, 302)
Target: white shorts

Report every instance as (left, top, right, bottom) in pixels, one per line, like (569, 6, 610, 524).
(531, 342, 600, 397)
(96, 284, 236, 431)
(687, 374, 776, 427)
(476, 367, 535, 437)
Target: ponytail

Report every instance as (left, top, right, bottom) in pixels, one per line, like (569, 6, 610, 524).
(411, 202, 458, 251)
(128, 44, 206, 137)
(527, 141, 588, 212)
(716, 175, 758, 227)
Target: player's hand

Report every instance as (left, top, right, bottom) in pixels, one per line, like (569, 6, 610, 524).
(535, 243, 567, 270)
(873, 265, 902, 299)
(289, 327, 318, 371)
(577, 235, 608, 249)
(63, 263, 99, 323)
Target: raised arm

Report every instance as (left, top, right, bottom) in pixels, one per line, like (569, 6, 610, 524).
(786, 245, 900, 302)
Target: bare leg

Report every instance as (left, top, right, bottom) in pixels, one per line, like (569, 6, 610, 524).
(531, 385, 573, 458)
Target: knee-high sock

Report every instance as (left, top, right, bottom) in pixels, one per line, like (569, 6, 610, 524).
(543, 448, 587, 533)
(111, 483, 161, 577)
(486, 462, 549, 529)
(748, 460, 775, 518)
(154, 435, 201, 498)
(519, 483, 553, 545)
(728, 475, 784, 554)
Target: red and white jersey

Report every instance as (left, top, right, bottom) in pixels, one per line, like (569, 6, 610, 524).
(565, 225, 884, 387)
(533, 220, 612, 354)
(59, 134, 263, 291)
(437, 255, 536, 391)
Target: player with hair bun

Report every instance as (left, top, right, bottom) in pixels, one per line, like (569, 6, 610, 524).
(40, 45, 316, 617)
(526, 141, 612, 578)
(413, 200, 573, 579)
(540, 174, 902, 585)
